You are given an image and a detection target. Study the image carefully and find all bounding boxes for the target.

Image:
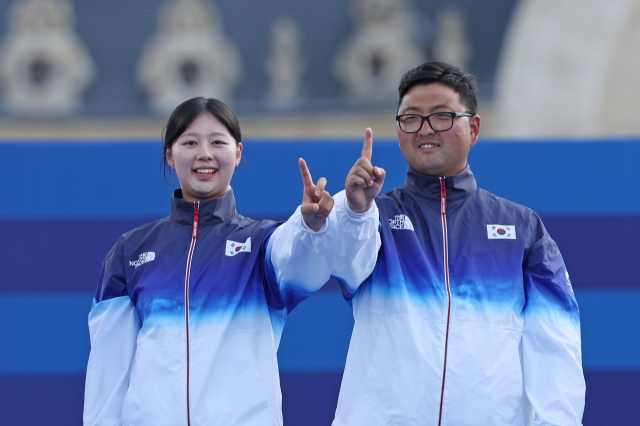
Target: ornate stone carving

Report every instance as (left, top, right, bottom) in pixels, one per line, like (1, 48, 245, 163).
(265, 17, 304, 106)
(137, 0, 242, 114)
(0, 0, 95, 117)
(333, 0, 424, 101)
(433, 8, 470, 71)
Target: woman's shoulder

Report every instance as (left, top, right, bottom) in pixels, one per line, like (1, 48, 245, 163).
(117, 216, 173, 243)
(228, 214, 279, 236)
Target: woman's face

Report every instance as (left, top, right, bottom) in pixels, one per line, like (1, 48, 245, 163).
(166, 113, 242, 202)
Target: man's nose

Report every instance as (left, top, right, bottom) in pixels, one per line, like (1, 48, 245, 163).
(418, 118, 435, 135)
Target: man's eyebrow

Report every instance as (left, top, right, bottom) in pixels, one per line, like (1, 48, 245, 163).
(398, 106, 427, 114)
(427, 104, 450, 112)
(399, 104, 452, 114)
(400, 106, 421, 113)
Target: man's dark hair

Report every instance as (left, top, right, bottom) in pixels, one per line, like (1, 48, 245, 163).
(398, 61, 478, 115)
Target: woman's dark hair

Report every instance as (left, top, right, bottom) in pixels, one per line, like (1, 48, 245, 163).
(161, 97, 242, 179)
(398, 61, 478, 115)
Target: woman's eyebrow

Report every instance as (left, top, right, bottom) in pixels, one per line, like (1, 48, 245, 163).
(179, 131, 229, 139)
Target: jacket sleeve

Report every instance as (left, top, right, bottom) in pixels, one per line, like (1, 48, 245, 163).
(330, 190, 380, 295)
(266, 190, 380, 310)
(83, 241, 140, 426)
(522, 218, 585, 425)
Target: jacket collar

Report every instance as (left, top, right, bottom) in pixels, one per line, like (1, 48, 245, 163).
(170, 188, 237, 225)
(403, 164, 478, 204)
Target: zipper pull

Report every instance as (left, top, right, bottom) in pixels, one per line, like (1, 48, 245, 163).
(440, 177, 446, 214)
(192, 202, 200, 238)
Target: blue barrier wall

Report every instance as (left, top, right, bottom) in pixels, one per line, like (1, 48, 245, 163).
(1, 139, 639, 425)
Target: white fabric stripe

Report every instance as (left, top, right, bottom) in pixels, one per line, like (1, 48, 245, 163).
(438, 177, 452, 426)
(183, 201, 199, 426)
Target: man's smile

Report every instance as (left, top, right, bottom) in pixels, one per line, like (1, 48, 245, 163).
(418, 142, 440, 149)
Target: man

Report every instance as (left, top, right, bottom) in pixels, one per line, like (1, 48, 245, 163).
(336, 61, 585, 426)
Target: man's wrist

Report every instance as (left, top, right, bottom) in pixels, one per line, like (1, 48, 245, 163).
(345, 199, 373, 218)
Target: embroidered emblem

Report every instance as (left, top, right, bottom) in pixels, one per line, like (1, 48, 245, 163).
(130, 252, 156, 267)
(389, 215, 414, 231)
(225, 237, 252, 256)
(487, 225, 516, 240)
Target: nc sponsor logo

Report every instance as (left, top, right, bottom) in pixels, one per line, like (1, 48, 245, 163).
(226, 237, 251, 256)
(389, 214, 414, 231)
(487, 224, 516, 240)
(130, 251, 156, 267)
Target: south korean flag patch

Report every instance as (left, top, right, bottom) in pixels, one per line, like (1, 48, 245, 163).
(487, 225, 516, 240)
(225, 237, 252, 256)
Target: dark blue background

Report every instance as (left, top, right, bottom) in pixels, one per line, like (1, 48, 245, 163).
(1, 139, 639, 425)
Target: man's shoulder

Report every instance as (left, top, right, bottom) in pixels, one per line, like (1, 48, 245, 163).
(376, 188, 401, 201)
(375, 187, 409, 211)
(474, 187, 537, 215)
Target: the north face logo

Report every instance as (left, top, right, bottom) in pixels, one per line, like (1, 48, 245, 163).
(130, 252, 155, 267)
(389, 215, 414, 231)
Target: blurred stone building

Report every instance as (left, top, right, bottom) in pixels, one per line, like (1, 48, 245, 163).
(0, 0, 637, 139)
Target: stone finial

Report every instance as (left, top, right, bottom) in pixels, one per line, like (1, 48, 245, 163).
(0, 0, 95, 117)
(137, 0, 242, 114)
(265, 17, 304, 106)
(334, 0, 424, 101)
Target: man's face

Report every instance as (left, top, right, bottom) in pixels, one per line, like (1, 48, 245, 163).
(397, 83, 480, 177)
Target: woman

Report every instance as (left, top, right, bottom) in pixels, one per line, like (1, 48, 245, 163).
(83, 97, 379, 426)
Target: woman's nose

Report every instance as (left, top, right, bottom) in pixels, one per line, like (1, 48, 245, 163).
(197, 144, 214, 159)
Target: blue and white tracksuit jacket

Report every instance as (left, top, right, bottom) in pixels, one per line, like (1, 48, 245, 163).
(333, 166, 585, 426)
(83, 188, 379, 426)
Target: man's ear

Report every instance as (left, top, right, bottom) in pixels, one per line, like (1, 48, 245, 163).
(469, 114, 481, 148)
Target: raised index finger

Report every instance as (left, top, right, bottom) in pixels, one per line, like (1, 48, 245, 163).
(361, 127, 373, 160)
(298, 158, 314, 188)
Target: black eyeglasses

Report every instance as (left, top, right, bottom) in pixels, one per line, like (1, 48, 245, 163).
(396, 112, 473, 133)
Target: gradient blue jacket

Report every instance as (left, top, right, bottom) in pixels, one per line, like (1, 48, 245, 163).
(83, 189, 379, 426)
(333, 166, 585, 426)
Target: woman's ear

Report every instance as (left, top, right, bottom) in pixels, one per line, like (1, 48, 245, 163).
(165, 147, 174, 168)
(235, 142, 243, 167)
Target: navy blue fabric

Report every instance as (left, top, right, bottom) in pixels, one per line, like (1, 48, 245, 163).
(95, 189, 290, 323)
(353, 165, 577, 322)
(1, 215, 635, 293)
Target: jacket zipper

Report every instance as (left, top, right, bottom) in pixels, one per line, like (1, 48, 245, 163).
(184, 201, 200, 426)
(438, 178, 452, 426)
